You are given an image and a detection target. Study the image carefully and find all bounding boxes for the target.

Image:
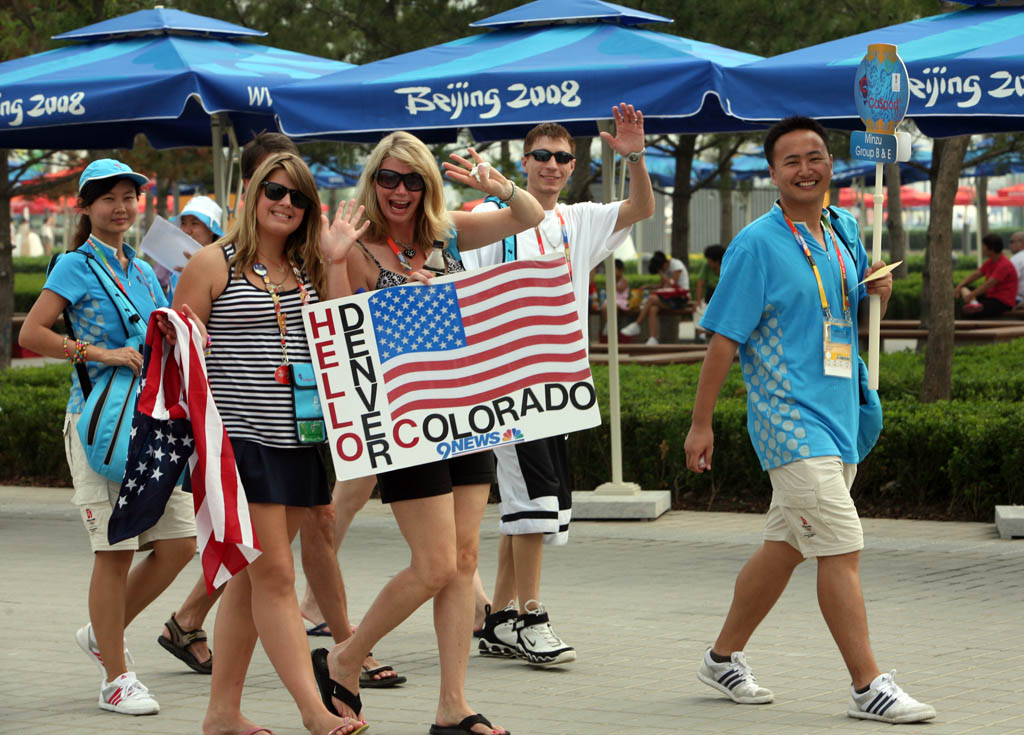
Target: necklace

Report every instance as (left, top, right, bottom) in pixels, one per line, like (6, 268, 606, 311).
(391, 237, 418, 258)
(386, 237, 420, 272)
(252, 261, 310, 384)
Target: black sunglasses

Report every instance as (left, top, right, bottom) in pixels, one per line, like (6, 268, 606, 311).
(261, 180, 312, 209)
(375, 168, 426, 192)
(525, 149, 576, 164)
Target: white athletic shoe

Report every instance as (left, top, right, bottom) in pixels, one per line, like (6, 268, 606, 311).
(848, 671, 936, 724)
(620, 322, 641, 337)
(477, 601, 519, 658)
(75, 623, 133, 675)
(514, 601, 576, 667)
(99, 672, 159, 715)
(697, 648, 774, 704)
(645, 336, 660, 345)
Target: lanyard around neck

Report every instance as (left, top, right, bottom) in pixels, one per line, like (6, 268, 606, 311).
(534, 207, 571, 278)
(253, 260, 310, 366)
(386, 237, 418, 272)
(780, 211, 850, 318)
(88, 235, 157, 304)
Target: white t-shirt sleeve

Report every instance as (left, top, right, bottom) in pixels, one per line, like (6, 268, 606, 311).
(563, 201, 627, 273)
(462, 200, 504, 270)
(669, 257, 690, 291)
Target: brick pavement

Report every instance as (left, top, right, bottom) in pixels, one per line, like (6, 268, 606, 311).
(1, 485, 1022, 735)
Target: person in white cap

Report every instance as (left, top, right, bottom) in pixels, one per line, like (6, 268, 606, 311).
(165, 196, 225, 302)
(19, 158, 202, 716)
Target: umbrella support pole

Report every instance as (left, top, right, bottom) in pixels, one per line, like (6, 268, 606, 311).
(868, 162, 883, 389)
(574, 122, 668, 521)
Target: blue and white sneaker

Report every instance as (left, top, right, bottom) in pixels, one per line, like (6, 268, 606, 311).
(697, 648, 774, 704)
(848, 671, 936, 724)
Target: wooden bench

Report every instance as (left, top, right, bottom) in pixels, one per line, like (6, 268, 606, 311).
(590, 349, 707, 365)
(858, 320, 1024, 351)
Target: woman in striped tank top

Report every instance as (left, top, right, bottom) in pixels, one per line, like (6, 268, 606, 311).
(311, 132, 543, 735)
(173, 152, 369, 735)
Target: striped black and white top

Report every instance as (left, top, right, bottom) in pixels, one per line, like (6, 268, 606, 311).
(206, 243, 319, 448)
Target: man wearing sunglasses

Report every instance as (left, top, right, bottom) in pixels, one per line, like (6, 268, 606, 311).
(464, 103, 654, 669)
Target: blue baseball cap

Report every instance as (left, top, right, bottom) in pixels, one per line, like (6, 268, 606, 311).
(179, 196, 225, 237)
(78, 158, 149, 192)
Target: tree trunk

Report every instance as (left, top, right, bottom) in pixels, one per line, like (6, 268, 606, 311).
(0, 153, 11, 369)
(921, 135, 969, 403)
(718, 146, 733, 245)
(977, 175, 988, 237)
(566, 136, 593, 205)
(671, 134, 696, 268)
(885, 163, 908, 280)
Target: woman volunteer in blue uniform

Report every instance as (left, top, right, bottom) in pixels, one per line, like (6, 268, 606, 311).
(19, 159, 199, 716)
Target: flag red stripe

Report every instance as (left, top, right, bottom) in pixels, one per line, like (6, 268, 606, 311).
(460, 292, 576, 327)
(390, 368, 593, 418)
(386, 348, 588, 403)
(382, 329, 584, 382)
(456, 275, 573, 309)
(451, 257, 566, 290)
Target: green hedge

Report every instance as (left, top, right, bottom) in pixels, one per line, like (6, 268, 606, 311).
(5, 344, 1024, 520)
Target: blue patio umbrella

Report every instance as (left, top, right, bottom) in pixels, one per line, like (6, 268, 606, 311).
(0, 8, 352, 208)
(273, 0, 762, 142)
(719, 6, 1024, 137)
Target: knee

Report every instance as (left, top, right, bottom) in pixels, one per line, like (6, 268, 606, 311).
(455, 541, 479, 577)
(413, 550, 458, 594)
(160, 537, 197, 569)
(249, 553, 297, 595)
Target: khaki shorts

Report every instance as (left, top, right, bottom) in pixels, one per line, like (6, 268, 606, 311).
(764, 456, 863, 558)
(64, 413, 196, 553)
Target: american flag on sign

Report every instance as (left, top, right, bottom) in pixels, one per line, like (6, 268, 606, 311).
(108, 309, 260, 593)
(368, 256, 591, 419)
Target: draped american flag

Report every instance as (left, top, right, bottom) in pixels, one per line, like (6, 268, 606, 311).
(109, 309, 260, 593)
(369, 256, 591, 419)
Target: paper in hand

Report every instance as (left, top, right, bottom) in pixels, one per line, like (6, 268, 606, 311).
(140, 215, 201, 273)
(859, 260, 903, 286)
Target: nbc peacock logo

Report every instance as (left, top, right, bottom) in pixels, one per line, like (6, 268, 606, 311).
(501, 428, 524, 443)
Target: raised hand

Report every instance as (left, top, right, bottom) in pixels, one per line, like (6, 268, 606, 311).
(443, 148, 513, 200)
(321, 198, 369, 264)
(599, 102, 645, 157)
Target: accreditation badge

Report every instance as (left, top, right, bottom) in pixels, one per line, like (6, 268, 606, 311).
(823, 318, 853, 378)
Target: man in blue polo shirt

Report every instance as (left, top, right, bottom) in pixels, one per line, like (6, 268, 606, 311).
(683, 117, 935, 724)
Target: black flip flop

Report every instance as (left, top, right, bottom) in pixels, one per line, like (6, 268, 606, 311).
(429, 713, 509, 735)
(311, 648, 362, 719)
(360, 663, 407, 688)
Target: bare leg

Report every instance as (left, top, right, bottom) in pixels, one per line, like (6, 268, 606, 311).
(490, 534, 516, 611)
(89, 549, 134, 682)
(510, 533, 544, 613)
(299, 476, 375, 629)
(713, 541, 804, 655)
(162, 574, 222, 665)
(434, 484, 507, 735)
(646, 294, 664, 339)
(817, 551, 881, 689)
(203, 503, 361, 735)
(326, 493, 460, 719)
(123, 537, 197, 625)
(472, 569, 491, 632)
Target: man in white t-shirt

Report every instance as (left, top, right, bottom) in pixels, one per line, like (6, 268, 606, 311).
(463, 105, 653, 667)
(1009, 231, 1024, 305)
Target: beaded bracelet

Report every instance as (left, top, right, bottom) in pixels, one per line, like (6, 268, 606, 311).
(63, 336, 87, 364)
(499, 183, 517, 204)
(203, 334, 212, 357)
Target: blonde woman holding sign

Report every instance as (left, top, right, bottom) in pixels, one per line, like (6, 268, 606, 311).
(311, 131, 542, 735)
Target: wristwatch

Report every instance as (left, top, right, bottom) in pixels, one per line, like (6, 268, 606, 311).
(626, 147, 646, 164)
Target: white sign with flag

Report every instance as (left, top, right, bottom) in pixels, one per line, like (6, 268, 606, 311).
(302, 254, 600, 480)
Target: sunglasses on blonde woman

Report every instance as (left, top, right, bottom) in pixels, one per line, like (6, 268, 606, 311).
(261, 180, 312, 209)
(375, 168, 426, 191)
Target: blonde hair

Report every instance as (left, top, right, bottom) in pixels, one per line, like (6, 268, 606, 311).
(223, 152, 325, 296)
(354, 131, 452, 248)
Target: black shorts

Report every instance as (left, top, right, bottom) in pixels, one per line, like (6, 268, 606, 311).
(377, 450, 496, 504)
(230, 439, 331, 507)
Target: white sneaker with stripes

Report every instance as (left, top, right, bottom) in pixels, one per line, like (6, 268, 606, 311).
(75, 622, 133, 674)
(697, 648, 774, 704)
(99, 672, 159, 715)
(848, 671, 935, 724)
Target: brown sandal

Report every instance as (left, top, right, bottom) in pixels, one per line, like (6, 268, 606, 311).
(157, 612, 213, 674)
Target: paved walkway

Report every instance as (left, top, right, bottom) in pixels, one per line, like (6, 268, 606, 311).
(1, 485, 1022, 735)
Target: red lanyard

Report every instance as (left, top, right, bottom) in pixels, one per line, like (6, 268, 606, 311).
(252, 260, 310, 368)
(88, 235, 157, 304)
(781, 211, 850, 318)
(386, 237, 416, 272)
(534, 207, 571, 278)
